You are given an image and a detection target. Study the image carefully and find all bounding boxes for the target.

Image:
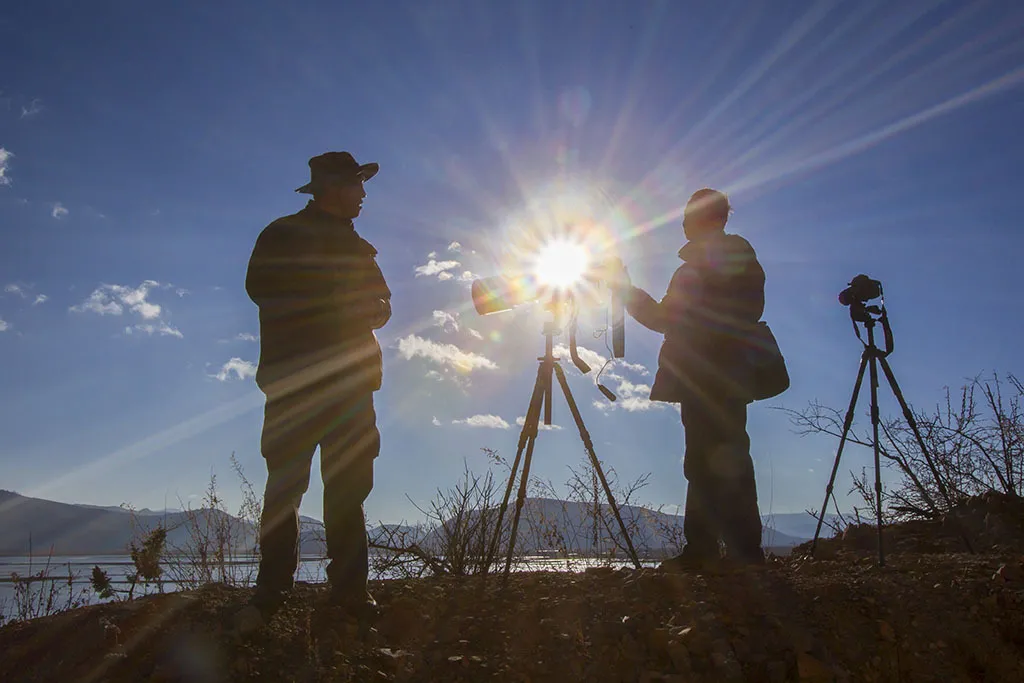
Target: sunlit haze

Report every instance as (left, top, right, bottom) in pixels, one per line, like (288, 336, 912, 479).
(533, 240, 591, 290)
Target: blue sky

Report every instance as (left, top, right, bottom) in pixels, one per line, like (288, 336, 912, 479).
(1, 1, 1022, 526)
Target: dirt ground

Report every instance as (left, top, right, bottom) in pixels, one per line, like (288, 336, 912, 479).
(1, 544, 1023, 683)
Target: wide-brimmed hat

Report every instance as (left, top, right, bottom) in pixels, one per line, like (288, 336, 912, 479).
(295, 151, 379, 194)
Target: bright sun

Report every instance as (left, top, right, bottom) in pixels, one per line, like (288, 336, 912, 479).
(534, 239, 590, 289)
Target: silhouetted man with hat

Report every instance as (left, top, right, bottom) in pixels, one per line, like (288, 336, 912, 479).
(236, 151, 391, 632)
(620, 188, 767, 569)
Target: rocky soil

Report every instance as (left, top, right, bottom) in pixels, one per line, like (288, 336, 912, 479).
(3, 496, 1024, 683)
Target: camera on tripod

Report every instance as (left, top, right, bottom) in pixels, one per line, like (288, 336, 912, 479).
(838, 274, 883, 306)
(471, 258, 626, 356)
(470, 247, 628, 403)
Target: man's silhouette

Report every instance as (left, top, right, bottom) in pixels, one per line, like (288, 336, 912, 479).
(622, 188, 766, 568)
(237, 151, 391, 630)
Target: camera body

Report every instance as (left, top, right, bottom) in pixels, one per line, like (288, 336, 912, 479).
(838, 274, 883, 306)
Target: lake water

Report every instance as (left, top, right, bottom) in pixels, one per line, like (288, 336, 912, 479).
(0, 553, 653, 623)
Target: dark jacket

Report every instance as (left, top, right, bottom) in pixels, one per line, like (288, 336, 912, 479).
(626, 232, 765, 403)
(245, 202, 391, 398)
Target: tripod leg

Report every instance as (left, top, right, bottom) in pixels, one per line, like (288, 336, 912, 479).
(878, 356, 974, 553)
(877, 356, 951, 509)
(553, 363, 643, 569)
(868, 352, 885, 567)
(483, 362, 546, 576)
(812, 350, 869, 555)
(504, 422, 540, 576)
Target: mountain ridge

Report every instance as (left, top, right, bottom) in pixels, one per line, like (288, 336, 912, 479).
(0, 490, 826, 557)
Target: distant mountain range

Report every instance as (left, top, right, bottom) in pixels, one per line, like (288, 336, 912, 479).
(0, 490, 830, 558)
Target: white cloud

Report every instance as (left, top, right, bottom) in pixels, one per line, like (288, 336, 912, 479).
(235, 332, 259, 342)
(468, 328, 483, 340)
(396, 334, 498, 372)
(4, 284, 25, 298)
(51, 203, 68, 219)
(552, 344, 650, 378)
(175, 288, 189, 298)
(427, 251, 437, 259)
(414, 259, 460, 278)
(617, 379, 652, 398)
(425, 370, 444, 381)
(71, 280, 181, 339)
(515, 416, 562, 431)
(593, 378, 663, 412)
(432, 416, 442, 427)
(32, 294, 47, 306)
(125, 322, 183, 339)
(211, 357, 257, 381)
(71, 280, 164, 319)
(452, 414, 511, 429)
(618, 360, 650, 376)
(447, 241, 462, 253)
(456, 270, 477, 283)
(0, 148, 12, 185)
(432, 310, 460, 333)
(0, 318, 8, 332)
(553, 344, 608, 374)
(437, 272, 454, 281)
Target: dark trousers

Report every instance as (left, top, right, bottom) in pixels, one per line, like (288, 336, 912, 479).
(680, 396, 763, 560)
(255, 385, 379, 597)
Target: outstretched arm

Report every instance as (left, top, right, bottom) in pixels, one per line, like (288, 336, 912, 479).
(625, 286, 667, 334)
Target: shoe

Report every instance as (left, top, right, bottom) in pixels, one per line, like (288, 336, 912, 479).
(658, 549, 719, 573)
(329, 588, 380, 623)
(232, 588, 289, 636)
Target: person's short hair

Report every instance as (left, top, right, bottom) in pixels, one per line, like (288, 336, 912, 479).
(685, 188, 732, 223)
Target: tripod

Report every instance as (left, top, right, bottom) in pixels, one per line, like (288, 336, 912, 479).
(483, 317, 642, 578)
(811, 300, 944, 567)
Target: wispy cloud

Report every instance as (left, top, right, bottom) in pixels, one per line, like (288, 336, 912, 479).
(51, 203, 68, 219)
(515, 416, 562, 431)
(175, 288, 189, 298)
(0, 318, 8, 332)
(447, 241, 462, 253)
(431, 416, 442, 426)
(20, 98, 42, 118)
(396, 334, 498, 372)
(236, 332, 259, 342)
(452, 414, 510, 429)
(414, 258, 460, 279)
(5, 283, 49, 306)
(211, 358, 257, 381)
(0, 148, 12, 185)
(125, 322, 183, 339)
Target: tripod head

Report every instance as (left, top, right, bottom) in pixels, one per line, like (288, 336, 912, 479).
(847, 300, 895, 357)
(539, 292, 618, 402)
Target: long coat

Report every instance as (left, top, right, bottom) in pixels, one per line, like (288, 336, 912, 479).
(626, 232, 765, 404)
(245, 202, 391, 399)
